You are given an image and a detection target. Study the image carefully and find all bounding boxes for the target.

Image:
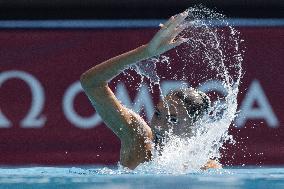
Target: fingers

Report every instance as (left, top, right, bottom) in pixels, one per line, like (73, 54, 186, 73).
(170, 24, 187, 41)
(159, 23, 164, 28)
(160, 10, 188, 30)
(162, 16, 175, 28)
(151, 10, 189, 54)
(167, 11, 188, 32)
(158, 11, 188, 41)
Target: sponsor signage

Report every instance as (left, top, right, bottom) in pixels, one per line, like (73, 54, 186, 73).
(1, 26, 283, 165)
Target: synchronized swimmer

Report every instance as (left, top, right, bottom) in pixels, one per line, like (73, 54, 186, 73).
(80, 11, 220, 170)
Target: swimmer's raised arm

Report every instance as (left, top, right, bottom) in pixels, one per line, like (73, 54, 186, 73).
(80, 11, 188, 169)
(80, 11, 188, 88)
(80, 11, 188, 131)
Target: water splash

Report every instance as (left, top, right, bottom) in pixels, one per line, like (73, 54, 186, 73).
(127, 6, 244, 174)
(109, 6, 244, 174)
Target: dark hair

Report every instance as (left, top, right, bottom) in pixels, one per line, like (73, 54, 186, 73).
(166, 88, 210, 122)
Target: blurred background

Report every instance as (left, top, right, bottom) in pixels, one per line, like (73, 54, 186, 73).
(0, 1, 283, 167)
(0, 0, 283, 19)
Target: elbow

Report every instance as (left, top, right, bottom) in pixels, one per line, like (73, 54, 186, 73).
(80, 72, 106, 89)
(80, 72, 90, 89)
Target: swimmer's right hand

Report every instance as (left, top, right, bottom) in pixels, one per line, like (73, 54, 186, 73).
(145, 11, 189, 57)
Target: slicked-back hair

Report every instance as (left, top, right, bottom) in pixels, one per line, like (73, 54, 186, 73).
(166, 88, 210, 122)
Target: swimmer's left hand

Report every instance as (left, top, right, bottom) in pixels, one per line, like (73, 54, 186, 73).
(145, 10, 189, 57)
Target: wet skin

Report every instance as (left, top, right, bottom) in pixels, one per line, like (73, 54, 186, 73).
(120, 94, 198, 169)
(80, 10, 221, 169)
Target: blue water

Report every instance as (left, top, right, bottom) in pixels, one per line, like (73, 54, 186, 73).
(0, 166, 283, 189)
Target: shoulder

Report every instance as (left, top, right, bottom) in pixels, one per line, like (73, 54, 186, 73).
(201, 160, 222, 170)
(127, 109, 153, 141)
(119, 110, 153, 169)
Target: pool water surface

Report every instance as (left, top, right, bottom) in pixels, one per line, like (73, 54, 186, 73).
(0, 166, 283, 189)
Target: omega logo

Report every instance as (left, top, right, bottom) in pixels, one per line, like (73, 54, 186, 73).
(0, 70, 46, 128)
(0, 70, 280, 129)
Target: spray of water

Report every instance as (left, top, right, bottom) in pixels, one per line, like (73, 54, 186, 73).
(84, 6, 244, 175)
(130, 6, 244, 174)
